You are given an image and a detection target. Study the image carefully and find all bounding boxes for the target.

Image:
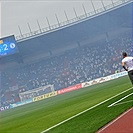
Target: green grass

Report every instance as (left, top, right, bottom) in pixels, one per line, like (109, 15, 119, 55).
(111, 92, 133, 107)
(0, 76, 132, 133)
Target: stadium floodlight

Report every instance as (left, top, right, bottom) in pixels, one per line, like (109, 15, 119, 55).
(55, 14, 60, 27)
(18, 25, 23, 37)
(64, 10, 69, 23)
(36, 19, 42, 33)
(73, 7, 78, 19)
(100, 0, 106, 10)
(110, 0, 115, 6)
(82, 4, 87, 18)
(46, 17, 51, 30)
(90, 0, 96, 14)
(27, 23, 32, 35)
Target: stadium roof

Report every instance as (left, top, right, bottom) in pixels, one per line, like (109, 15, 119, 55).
(16, 0, 132, 42)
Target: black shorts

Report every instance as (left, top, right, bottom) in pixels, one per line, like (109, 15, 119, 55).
(128, 70, 133, 85)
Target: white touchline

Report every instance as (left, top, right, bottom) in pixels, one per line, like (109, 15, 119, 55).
(108, 93, 133, 107)
(97, 107, 133, 133)
(40, 87, 133, 133)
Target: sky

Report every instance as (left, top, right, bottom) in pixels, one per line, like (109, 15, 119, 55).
(0, 0, 118, 38)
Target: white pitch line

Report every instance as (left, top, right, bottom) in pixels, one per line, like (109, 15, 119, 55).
(108, 93, 133, 107)
(112, 100, 133, 107)
(97, 107, 133, 133)
(40, 87, 132, 133)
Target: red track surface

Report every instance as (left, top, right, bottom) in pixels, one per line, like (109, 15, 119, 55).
(97, 107, 133, 133)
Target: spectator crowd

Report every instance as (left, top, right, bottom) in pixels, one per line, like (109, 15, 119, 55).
(0, 32, 131, 106)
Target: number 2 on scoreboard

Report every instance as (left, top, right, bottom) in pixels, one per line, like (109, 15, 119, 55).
(3, 44, 8, 51)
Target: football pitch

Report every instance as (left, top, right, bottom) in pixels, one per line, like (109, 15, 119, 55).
(0, 76, 133, 133)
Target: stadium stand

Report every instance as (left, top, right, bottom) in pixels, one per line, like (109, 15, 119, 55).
(0, 1, 132, 106)
(0, 32, 131, 106)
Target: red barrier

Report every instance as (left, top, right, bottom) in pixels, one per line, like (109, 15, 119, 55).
(57, 84, 82, 95)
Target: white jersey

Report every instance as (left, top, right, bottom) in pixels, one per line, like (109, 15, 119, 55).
(122, 56, 133, 72)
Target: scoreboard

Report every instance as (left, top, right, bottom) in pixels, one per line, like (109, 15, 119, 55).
(0, 35, 19, 57)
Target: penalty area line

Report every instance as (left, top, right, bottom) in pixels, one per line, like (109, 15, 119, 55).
(112, 100, 133, 107)
(108, 93, 133, 107)
(40, 87, 132, 133)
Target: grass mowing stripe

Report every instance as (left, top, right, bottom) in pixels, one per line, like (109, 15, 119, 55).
(40, 87, 133, 133)
(108, 92, 133, 107)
